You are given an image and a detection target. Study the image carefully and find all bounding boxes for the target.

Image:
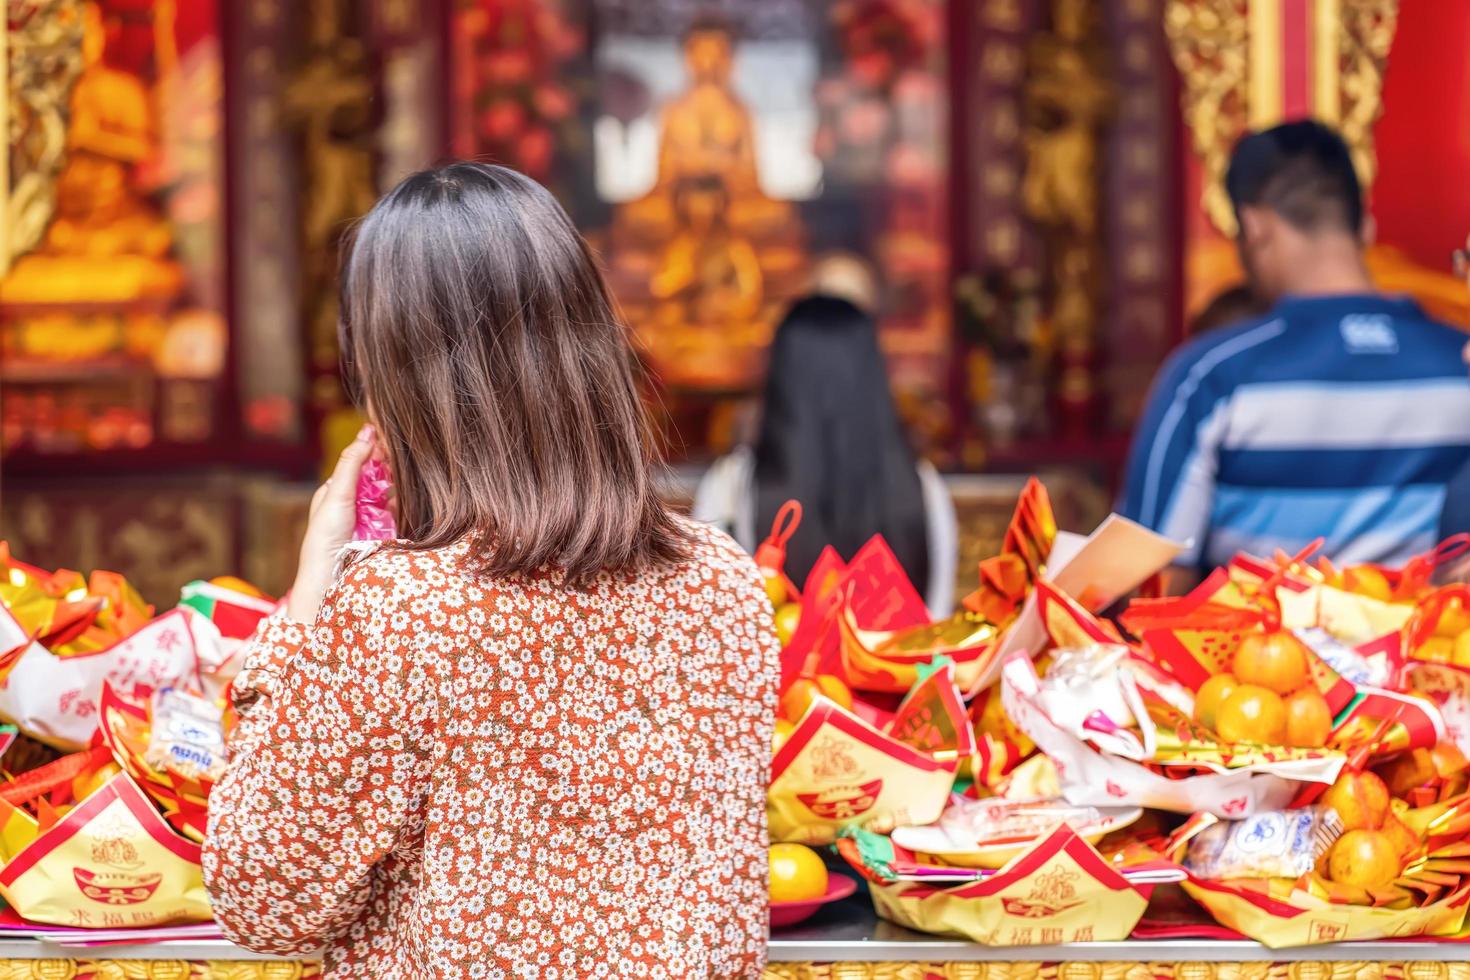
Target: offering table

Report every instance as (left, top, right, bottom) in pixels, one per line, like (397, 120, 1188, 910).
(3, 899, 1468, 979)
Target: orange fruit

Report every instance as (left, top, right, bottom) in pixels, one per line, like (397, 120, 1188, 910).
(1433, 741, 1469, 778)
(773, 719, 795, 754)
(1436, 597, 1470, 637)
(779, 674, 854, 722)
(762, 571, 788, 609)
(1284, 688, 1334, 748)
(1193, 673, 1239, 731)
(1215, 684, 1287, 745)
(1323, 770, 1390, 831)
(1327, 829, 1402, 887)
(1378, 744, 1469, 797)
(1378, 748, 1437, 797)
(1454, 631, 1470, 669)
(769, 843, 828, 902)
(1342, 567, 1394, 603)
(774, 603, 802, 647)
(1417, 637, 1455, 664)
(1232, 631, 1311, 695)
(1380, 813, 1420, 861)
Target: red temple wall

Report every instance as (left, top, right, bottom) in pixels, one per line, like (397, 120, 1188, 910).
(1373, 0, 1470, 271)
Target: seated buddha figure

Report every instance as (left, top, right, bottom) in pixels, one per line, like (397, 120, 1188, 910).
(2, 1, 182, 305)
(618, 17, 792, 241)
(645, 176, 766, 388)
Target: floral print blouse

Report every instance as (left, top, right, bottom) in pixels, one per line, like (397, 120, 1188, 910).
(204, 522, 780, 978)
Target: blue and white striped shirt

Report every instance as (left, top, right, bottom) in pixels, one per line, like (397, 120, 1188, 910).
(1120, 295, 1470, 569)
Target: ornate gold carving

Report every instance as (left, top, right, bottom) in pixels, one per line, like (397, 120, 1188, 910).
(1165, 0, 1399, 236)
(0, 964, 320, 979)
(1336, 0, 1399, 194)
(1163, 0, 1248, 236)
(202, 964, 315, 979)
(1021, 0, 1112, 412)
(284, 0, 376, 376)
(4, 0, 86, 272)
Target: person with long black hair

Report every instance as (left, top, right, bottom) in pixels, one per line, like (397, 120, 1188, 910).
(694, 294, 957, 615)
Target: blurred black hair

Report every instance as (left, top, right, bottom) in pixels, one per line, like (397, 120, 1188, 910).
(754, 295, 929, 591)
(683, 12, 735, 41)
(1225, 120, 1364, 236)
(1190, 284, 1267, 335)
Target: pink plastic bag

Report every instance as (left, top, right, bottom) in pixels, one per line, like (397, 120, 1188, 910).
(354, 459, 397, 541)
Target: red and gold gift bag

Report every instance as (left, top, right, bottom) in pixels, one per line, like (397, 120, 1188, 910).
(0, 752, 209, 927)
(1404, 585, 1470, 669)
(1141, 624, 1359, 717)
(769, 699, 957, 845)
(884, 660, 977, 766)
(779, 547, 848, 689)
(857, 825, 1152, 945)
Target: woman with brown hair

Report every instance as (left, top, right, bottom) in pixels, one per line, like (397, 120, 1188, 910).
(204, 163, 780, 978)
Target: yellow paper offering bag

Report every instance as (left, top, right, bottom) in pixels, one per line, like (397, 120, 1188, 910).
(1171, 812, 1470, 946)
(857, 825, 1151, 945)
(0, 768, 209, 928)
(769, 699, 956, 845)
(1181, 876, 1469, 947)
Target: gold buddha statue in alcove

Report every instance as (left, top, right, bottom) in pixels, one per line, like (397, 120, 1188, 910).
(2, 1, 182, 306)
(611, 17, 806, 391)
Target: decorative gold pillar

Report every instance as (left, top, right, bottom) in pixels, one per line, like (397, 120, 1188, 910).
(1165, 0, 1398, 238)
(1162, 0, 1401, 316)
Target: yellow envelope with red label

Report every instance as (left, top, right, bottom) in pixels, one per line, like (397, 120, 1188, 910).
(847, 824, 1155, 945)
(0, 749, 209, 928)
(769, 662, 971, 844)
(1171, 812, 1470, 946)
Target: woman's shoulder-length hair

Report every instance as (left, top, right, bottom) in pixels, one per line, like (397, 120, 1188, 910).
(338, 161, 689, 586)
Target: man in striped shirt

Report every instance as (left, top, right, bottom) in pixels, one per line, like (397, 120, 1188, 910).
(1120, 121, 1470, 571)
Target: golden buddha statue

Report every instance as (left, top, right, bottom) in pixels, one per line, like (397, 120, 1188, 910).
(608, 17, 806, 395)
(652, 179, 762, 313)
(619, 18, 793, 240)
(2, 1, 182, 305)
(655, 175, 770, 352)
(647, 176, 764, 386)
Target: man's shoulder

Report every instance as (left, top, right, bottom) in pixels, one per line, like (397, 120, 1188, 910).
(1158, 313, 1291, 393)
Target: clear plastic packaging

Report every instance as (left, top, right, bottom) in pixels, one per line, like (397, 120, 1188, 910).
(143, 687, 226, 781)
(1183, 806, 1342, 880)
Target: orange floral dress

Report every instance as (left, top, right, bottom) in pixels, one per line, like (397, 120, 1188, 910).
(204, 522, 779, 978)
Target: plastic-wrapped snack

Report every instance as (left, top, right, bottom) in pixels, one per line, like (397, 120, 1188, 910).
(143, 688, 227, 781)
(1183, 806, 1342, 881)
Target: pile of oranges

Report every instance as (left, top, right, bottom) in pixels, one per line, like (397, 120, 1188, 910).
(1192, 630, 1334, 748)
(1311, 745, 1468, 891)
(1412, 595, 1470, 667)
(1319, 770, 1418, 888)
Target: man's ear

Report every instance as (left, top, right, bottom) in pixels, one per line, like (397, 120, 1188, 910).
(1359, 212, 1378, 248)
(1238, 206, 1271, 249)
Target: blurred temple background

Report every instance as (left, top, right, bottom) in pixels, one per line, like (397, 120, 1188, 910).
(1, 0, 1467, 602)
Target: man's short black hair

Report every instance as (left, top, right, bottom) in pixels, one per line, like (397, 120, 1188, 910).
(1225, 120, 1364, 236)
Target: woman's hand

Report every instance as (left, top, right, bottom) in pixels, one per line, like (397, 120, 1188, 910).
(286, 424, 376, 623)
